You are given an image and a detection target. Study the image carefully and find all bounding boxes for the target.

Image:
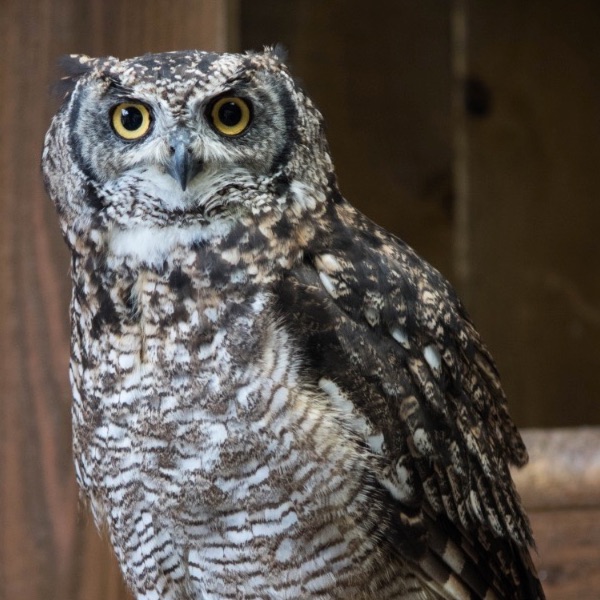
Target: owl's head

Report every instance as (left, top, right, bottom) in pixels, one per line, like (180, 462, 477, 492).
(42, 49, 334, 261)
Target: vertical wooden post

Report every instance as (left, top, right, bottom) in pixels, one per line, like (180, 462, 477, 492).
(453, 0, 600, 426)
(0, 2, 236, 598)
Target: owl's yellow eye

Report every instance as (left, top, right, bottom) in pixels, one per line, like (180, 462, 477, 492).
(210, 97, 251, 136)
(111, 102, 152, 140)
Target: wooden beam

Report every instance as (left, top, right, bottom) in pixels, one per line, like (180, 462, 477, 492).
(515, 428, 600, 510)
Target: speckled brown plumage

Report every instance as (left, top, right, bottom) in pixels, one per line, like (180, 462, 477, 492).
(42, 48, 544, 599)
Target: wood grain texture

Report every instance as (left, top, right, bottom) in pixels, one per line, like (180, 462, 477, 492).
(457, 0, 600, 427)
(0, 2, 234, 598)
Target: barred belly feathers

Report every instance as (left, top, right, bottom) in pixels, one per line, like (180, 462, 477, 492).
(42, 49, 545, 599)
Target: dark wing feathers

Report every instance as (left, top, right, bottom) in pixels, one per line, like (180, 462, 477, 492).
(274, 199, 544, 599)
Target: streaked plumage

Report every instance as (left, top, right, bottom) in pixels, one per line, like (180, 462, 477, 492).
(42, 48, 544, 599)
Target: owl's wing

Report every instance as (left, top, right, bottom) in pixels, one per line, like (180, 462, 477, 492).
(273, 199, 544, 599)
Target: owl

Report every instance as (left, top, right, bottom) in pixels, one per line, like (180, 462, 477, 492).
(42, 49, 544, 600)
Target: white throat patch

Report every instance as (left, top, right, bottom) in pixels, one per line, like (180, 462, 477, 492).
(107, 220, 232, 268)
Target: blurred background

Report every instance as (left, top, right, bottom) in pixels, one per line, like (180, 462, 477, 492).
(1, 0, 599, 598)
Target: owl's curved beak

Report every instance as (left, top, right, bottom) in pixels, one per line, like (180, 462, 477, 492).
(166, 138, 203, 191)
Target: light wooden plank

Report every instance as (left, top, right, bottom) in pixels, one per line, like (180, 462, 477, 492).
(515, 428, 600, 510)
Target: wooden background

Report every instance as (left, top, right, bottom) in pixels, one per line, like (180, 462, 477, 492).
(241, 0, 600, 428)
(1, 1, 599, 598)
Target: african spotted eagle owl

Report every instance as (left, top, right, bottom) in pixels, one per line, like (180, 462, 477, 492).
(42, 49, 544, 599)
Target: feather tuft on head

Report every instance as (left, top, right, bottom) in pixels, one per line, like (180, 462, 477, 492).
(53, 54, 98, 100)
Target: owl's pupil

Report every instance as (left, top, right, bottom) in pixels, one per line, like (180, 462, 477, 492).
(218, 102, 242, 126)
(120, 107, 143, 131)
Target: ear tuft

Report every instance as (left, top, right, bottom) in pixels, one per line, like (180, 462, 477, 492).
(269, 44, 288, 63)
(53, 54, 97, 100)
